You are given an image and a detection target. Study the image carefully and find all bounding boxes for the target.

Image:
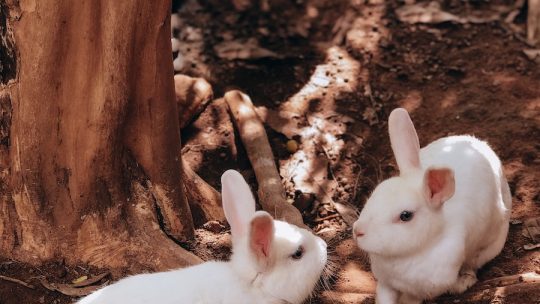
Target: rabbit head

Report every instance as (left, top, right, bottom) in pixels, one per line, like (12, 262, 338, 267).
(353, 108, 455, 257)
(221, 170, 327, 304)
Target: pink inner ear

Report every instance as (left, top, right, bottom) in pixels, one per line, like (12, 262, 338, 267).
(250, 213, 274, 262)
(425, 168, 455, 207)
(428, 170, 445, 194)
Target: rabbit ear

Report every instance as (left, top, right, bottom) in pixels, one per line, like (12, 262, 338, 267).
(221, 170, 256, 238)
(388, 108, 421, 175)
(249, 211, 274, 268)
(423, 167, 455, 208)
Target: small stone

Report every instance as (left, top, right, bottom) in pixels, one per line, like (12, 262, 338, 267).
(312, 75, 330, 88)
(510, 219, 523, 225)
(286, 139, 299, 153)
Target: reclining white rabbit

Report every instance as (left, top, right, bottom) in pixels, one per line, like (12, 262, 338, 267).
(78, 169, 327, 304)
(353, 108, 511, 304)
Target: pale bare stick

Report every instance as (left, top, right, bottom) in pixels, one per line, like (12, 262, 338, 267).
(224, 90, 304, 227)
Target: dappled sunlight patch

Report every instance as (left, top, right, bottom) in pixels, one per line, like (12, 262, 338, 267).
(519, 98, 540, 122)
(282, 46, 361, 114)
(397, 90, 423, 112)
(440, 90, 458, 109)
(250, 0, 391, 234)
(491, 73, 518, 87)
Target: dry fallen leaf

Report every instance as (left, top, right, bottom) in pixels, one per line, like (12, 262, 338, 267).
(362, 107, 379, 126)
(523, 243, 540, 250)
(40, 272, 110, 296)
(72, 276, 88, 284)
(523, 217, 540, 243)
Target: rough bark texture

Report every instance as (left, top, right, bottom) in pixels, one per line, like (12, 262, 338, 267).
(224, 90, 304, 227)
(0, 0, 201, 271)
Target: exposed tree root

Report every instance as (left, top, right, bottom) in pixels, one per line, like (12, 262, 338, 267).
(528, 0, 540, 44)
(73, 182, 202, 273)
(182, 160, 225, 226)
(175, 74, 213, 129)
(224, 90, 304, 227)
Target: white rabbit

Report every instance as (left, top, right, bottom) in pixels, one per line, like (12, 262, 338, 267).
(78, 169, 327, 304)
(352, 108, 511, 304)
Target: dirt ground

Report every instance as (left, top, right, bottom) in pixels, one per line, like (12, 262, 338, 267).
(1, 0, 539, 303)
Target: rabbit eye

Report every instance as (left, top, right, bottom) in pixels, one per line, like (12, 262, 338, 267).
(291, 245, 304, 260)
(399, 211, 414, 222)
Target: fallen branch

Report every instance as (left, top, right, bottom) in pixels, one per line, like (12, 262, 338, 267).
(182, 161, 226, 226)
(40, 278, 106, 297)
(0, 275, 35, 289)
(224, 90, 304, 227)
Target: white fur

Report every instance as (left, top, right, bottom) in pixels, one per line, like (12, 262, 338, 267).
(353, 109, 511, 304)
(78, 170, 327, 304)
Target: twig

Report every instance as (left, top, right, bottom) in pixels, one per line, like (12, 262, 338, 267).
(314, 214, 341, 223)
(319, 144, 341, 188)
(40, 278, 106, 297)
(0, 275, 35, 289)
(351, 169, 363, 203)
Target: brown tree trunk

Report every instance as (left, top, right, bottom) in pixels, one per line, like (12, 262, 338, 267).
(0, 0, 202, 272)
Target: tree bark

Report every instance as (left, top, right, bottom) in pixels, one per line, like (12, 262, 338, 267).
(0, 0, 201, 272)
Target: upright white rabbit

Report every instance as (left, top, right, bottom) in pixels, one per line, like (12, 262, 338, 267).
(352, 108, 511, 304)
(78, 169, 327, 304)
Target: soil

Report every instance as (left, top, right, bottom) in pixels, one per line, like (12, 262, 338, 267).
(1, 0, 539, 303)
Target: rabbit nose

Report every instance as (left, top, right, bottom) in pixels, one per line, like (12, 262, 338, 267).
(353, 225, 365, 239)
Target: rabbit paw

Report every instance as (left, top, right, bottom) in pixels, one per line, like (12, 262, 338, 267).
(448, 269, 477, 294)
